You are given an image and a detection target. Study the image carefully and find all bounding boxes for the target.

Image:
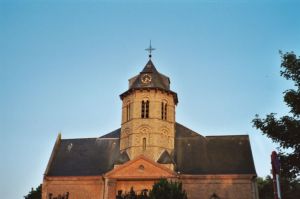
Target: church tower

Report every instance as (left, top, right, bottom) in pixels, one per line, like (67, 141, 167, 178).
(119, 47, 178, 164)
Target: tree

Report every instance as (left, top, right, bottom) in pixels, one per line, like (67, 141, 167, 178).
(257, 175, 300, 199)
(116, 179, 188, 199)
(24, 184, 42, 199)
(252, 51, 300, 180)
(149, 179, 188, 199)
(257, 176, 275, 199)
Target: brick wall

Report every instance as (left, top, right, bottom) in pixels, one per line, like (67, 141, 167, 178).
(42, 176, 104, 199)
(181, 175, 258, 199)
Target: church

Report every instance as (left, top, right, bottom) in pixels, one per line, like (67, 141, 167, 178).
(42, 47, 258, 199)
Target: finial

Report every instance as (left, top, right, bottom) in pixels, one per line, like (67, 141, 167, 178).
(145, 40, 155, 59)
(58, 132, 62, 140)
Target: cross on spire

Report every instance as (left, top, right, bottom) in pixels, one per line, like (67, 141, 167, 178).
(145, 40, 155, 59)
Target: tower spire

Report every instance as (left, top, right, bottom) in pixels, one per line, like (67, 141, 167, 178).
(145, 40, 155, 59)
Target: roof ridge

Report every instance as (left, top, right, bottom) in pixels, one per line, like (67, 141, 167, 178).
(61, 137, 120, 141)
(175, 122, 205, 138)
(206, 135, 249, 138)
(61, 137, 98, 140)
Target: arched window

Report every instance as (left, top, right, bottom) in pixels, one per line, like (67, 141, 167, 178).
(161, 101, 167, 120)
(141, 100, 149, 118)
(143, 138, 146, 151)
(146, 100, 149, 118)
(141, 101, 145, 118)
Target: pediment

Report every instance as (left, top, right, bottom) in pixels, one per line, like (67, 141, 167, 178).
(104, 155, 176, 179)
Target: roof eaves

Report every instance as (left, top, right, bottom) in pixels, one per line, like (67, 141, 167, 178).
(44, 133, 62, 177)
(120, 88, 178, 104)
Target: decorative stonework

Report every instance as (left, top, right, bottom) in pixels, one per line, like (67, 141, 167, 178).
(120, 89, 176, 161)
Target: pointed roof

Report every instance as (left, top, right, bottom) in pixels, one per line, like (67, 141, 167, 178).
(141, 59, 159, 73)
(120, 60, 178, 104)
(130, 60, 170, 90)
(157, 150, 174, 164)
(114, 151, 130, 164)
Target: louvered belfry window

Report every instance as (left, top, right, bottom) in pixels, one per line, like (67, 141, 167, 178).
(141, 100, 149, 118)
(145, 100, 149, 118)
(161, 101, 167, 120)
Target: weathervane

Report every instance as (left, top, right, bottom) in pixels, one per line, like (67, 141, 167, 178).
(145, 40, 155, 59)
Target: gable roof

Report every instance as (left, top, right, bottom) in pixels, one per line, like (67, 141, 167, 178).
(45, 123, 256, 176)
(105, 155, 176, 179)
(174, 131, 256, 175)
(100, 128, 120, 138)
(46, 137, 120, 176)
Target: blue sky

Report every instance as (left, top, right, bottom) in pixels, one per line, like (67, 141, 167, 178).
(1, 0, 300, 198)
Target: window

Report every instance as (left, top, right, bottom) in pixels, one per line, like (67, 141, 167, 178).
(141, 100, 149, 118)
(141, 101, 145, 118)
(143, 138, 146, 151)
(138, 164, 145, 171)
(146, 100, 149, 118)
(161, 101, 167, 120)
(126, 103, 131, 121)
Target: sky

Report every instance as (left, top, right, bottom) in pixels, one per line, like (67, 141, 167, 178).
(1, 0, 300, 198)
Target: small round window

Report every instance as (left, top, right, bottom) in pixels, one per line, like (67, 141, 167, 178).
(138, 165, 145, 172)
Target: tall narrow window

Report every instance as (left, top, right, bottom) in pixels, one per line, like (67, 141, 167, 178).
(141, 101, 145, 118)
(145, 100, 149, 118)
(143, 138, 146, 151)
(126, 103, 131, 121)
(161, 101, 167, 120)
(164, 103, 167, 120)
(161, 102, 164, 119)
(141, 100, 149, 118)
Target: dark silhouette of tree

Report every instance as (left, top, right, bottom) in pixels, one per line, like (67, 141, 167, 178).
(257, 176, 275, 199)
(252, 52, 300, 180)
(149, 179, 188, 199)
(24, 184, 42, 199)
(116, 179, 188, 199)
(257, 176, 300, 199)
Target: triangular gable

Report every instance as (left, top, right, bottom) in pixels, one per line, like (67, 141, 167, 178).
(105, 155, 176, 179)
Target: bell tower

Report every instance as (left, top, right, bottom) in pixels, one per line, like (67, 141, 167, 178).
(119, 46, 178, 162)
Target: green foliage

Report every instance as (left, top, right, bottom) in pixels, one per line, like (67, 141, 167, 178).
(149, 179, 188, 199)
(256, 176, 274, 199)
(257, 176, 300, 199)
(24, 184, 42, 199)
(116, 179, 188, 199)
(252, 52, 300, 180)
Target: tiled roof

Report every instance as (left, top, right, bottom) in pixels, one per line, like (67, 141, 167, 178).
(46, 137, 120, 176)
(174, 123, 256, 175)
(45, 123, 256, 176)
